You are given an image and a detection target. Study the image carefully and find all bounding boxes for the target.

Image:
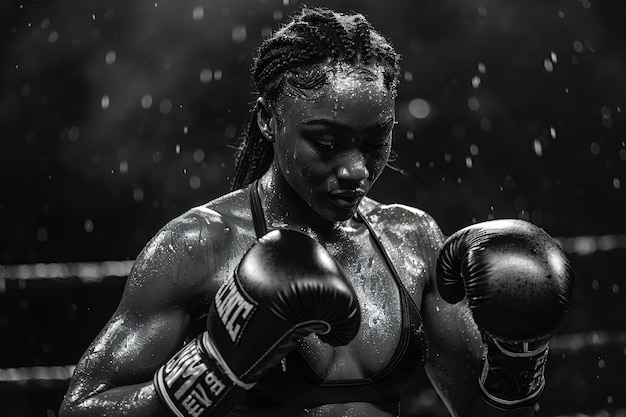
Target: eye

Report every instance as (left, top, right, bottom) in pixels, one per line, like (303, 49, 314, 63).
(363, 134, 391, 151)
(302, 131, 337, 152)
(365, 139, 389, 149)
(314, 139, 335, 151)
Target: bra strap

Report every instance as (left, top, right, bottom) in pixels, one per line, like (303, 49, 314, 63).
(357, 207, 429, 365)
(356, 207, 425, 331)
(249, 179, 268, 239)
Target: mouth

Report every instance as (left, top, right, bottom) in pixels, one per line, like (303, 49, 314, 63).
(328, 189, 366, 208)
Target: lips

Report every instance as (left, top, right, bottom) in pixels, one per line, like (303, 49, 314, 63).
(329, 188, 366, 208)
(330, 188, 366, 198)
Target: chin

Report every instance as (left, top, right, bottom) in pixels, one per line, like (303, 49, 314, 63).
(318, 206, 358, 223)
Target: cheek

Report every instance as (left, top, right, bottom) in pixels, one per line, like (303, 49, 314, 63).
(293, 148, 328, 182)
(277, 139, 327, 184)
(369, 145, 392, 176)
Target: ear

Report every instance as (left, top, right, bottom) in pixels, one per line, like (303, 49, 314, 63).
(256, 97, 276, 142)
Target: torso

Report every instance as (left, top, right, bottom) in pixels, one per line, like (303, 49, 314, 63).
(173, 188, 442, 416)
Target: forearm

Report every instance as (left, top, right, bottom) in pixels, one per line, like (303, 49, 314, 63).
(425, 367, 536, 417)
(60, 381, 170, 417)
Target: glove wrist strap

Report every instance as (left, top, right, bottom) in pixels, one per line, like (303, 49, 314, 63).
(154, 332, 255, 417)
(479, 336, 549, 410)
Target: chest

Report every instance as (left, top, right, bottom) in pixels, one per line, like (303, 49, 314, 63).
(296, 227, 427, 381)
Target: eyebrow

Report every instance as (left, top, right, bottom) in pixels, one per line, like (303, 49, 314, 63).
(302, 117, 395, 135)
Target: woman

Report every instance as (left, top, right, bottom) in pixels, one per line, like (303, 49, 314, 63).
(60, 7, 572, 417)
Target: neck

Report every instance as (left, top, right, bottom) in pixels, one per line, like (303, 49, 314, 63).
(256, 164, 350, 241)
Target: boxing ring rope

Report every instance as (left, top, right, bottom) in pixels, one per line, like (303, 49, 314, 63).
(2, 331, 624, 386)
(2, 234, 625, 283)
(1, 234, 625, 416)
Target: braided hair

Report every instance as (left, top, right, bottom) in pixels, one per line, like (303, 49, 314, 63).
(231, 7, 401, 190)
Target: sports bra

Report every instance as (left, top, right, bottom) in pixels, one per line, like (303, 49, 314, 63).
(236, 181, 429, 409)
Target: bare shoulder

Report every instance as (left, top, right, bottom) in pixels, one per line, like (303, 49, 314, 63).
(357, 197, 445, 302)
(127, 188, 255, 309)
(359, 196, 444, 243)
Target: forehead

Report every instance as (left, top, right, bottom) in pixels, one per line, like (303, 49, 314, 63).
(325, 62, 388, 96)
(277, 63, 395, 125)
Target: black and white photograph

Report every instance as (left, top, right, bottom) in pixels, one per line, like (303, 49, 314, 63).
(1, 1, 624, 416)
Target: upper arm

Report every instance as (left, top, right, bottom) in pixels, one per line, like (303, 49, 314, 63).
(414, 213, 517, 416)
(396, 207, 484, 415)
(422, 282, 483, 415)
(64, 211, 229, 405)
(419, 231, 535, 417)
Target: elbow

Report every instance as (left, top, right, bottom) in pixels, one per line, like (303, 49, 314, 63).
(59, 395, 81, 417)
(58, 390, 89, 417)
(58, 399, 74, 417)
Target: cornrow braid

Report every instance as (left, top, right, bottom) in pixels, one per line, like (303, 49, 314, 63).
(231, 7, 401, 190)
(255, 44, 325, 100)
(330, 17, 356, 62)
(300, 9, 353, 61)
(354, 17, 374, 64)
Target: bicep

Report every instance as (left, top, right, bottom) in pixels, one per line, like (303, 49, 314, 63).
(65, 224, 211, 402)
(66, 280, 190, 402)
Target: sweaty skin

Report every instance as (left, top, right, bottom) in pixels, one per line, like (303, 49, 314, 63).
(60, 65, 534, 417)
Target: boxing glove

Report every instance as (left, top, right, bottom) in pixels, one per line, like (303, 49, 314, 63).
(154, 229, 361, 417)
(436, 219, 573, 409)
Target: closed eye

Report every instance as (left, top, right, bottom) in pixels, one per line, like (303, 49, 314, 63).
(314, 141, 335, 151)
(365, 137, 391, 149)
(363, 130, 392, 149)
(301, 129, 336, 152)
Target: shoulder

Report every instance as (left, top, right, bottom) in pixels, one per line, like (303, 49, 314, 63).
(359, 196, 444, 243)
(358, 197, 445, 290)
(154, 188, 250, 253)
(128, 188, 254, 304)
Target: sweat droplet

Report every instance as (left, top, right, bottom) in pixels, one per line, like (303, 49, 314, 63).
(105, 50, 116, 65)
(550, 127, 557, 138)
(544, 59, 554, 72)
(192, 6, 204, 21)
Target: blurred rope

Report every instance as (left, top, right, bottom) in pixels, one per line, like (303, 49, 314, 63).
(1, 235, 625, 285)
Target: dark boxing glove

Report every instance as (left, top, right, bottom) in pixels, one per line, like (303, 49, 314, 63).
(436, 219, 573, 410)
(154, 229, 360, 417)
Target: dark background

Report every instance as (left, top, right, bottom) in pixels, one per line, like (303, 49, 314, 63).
(1, 0, 625, 416)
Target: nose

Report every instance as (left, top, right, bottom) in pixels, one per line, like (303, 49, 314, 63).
(336, 151, 369, 183)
